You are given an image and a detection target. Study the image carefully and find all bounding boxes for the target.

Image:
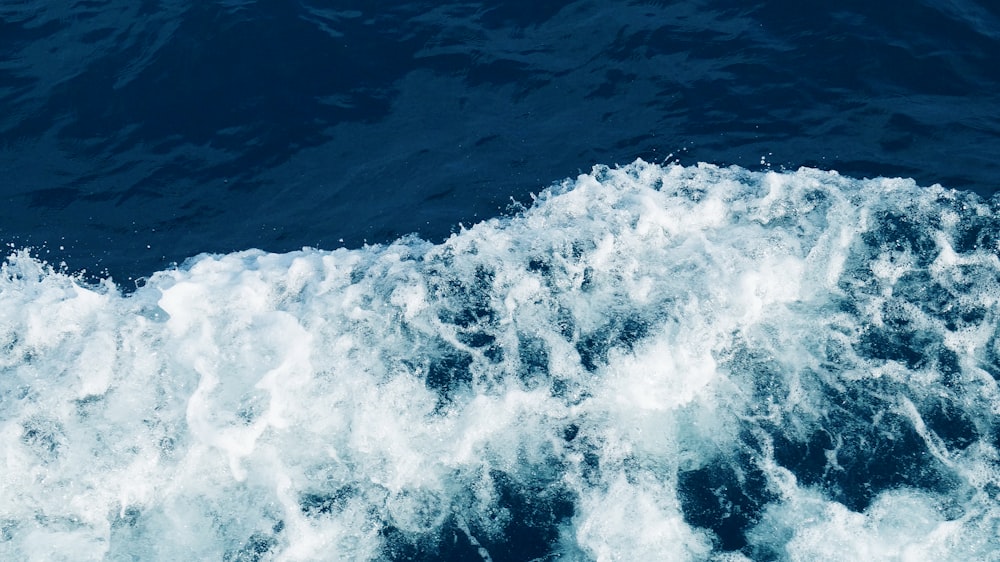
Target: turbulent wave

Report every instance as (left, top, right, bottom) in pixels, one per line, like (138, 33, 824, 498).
(2, 160, 1000, 560)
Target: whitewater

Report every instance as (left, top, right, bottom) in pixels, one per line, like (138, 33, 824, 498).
(2, 160, 999, 561)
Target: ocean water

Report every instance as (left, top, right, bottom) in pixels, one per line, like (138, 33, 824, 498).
(4, 0, 1000, 282)
(3, 2, 1000, 561)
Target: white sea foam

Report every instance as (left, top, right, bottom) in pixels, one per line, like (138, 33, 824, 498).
(2, 160, 999, 560)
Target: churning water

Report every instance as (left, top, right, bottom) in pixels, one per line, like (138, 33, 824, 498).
(3, 161, 1000, 560)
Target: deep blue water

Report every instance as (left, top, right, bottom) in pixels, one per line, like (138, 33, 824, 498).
(4, 2, 1000, 561)
(3, 0, 999, 282)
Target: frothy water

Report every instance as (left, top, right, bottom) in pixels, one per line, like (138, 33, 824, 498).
(2, 160, 999, 560)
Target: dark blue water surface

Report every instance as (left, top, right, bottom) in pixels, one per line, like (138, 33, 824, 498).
(3, 0, 999, 282)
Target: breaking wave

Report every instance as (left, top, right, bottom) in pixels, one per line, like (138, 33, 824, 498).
(3, 160, 1000, 560)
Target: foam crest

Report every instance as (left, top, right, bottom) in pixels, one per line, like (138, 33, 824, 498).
(2, 160, 999, 560)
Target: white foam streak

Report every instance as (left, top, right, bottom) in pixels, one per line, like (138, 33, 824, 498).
(575, 475, 713, 561)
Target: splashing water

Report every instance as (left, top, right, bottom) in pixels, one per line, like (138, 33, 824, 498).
(2, 160, 999, 560)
